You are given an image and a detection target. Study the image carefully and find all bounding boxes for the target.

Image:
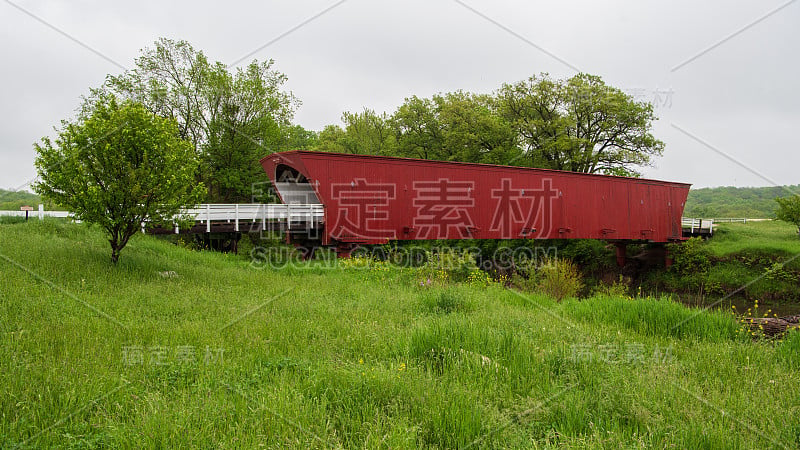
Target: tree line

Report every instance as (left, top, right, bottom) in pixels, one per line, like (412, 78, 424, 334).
(44, 38, 667, 205)
(317, 74, 664, 177)
(98, 38, 665, 203)
(684, 185, 800, 218)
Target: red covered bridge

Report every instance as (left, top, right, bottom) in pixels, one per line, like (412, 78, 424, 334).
(261, 151, 690, 262)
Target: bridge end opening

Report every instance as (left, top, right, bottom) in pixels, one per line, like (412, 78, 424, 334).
(273, 164, 322, 205)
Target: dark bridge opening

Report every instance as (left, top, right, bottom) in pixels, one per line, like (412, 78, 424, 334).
(274, 164, 321, 205)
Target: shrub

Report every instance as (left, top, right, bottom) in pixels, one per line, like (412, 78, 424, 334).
(560, 239, 614, 273)
(510, 257, 541, 293)
(593, 275, 631, 298)
(775, 195, 800, 238)
(535, 258, 584, 302)
(763, 262, 796, 283)
(418, 249, 480, 284)
(668, 237, 711, 276)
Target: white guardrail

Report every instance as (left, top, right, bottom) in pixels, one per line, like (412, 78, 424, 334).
(681, 218, 714, 235)
(0, 204, 325, 233)
(711, 218, 772, 223)
(179, 204, 324, 233)
(0, 204, 72, 219)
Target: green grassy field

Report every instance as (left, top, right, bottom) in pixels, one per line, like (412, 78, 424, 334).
(1, 220, 800, 448)
(646, 221, 800, 310)
(705, 221, 800, 259)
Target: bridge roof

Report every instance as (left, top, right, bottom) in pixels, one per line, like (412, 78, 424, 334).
(260, 150, 691, 188)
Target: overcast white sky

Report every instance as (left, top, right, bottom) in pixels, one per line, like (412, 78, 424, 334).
(1, 0, 798, 191)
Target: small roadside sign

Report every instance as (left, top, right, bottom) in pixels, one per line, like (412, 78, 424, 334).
(20, 205, 33, 220)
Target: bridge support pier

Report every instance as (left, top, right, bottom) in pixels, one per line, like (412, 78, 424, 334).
(664, 244, 673, 268)
(335, 243, 358, 258)
(615, 243, 627, 268)
(292, 244, 318, 261)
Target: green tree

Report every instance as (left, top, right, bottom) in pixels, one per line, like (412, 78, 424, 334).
(390, 96, 444, 160)
(497, 73, 664, 176)
(33, 96, 204, 263)
(391, 92, 520, 164)
(342, 109, 397, 156)
(317, 109, 397, 156)
(775, 195, 800, 238)
(316, 124, 348, 153)
(282, 124, 318, 150)
(105, 38, 299, 202)
(103, 39, 210, 146)
(200, 60, 296, 202)
(434, 91, 520, 165)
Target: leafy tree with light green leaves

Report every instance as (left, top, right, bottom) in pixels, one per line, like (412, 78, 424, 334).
(282, 124, 318, 151)
(320, 74, 660, 174)
(389, 96, 443, 160)
(775, 194, 800, 238)
(496, 73, 664, 176)
(199, 60, 297, 202)
(317, 109, 398, 156)
(33, 95, 204, 264)
(104, 38, 306, 202)
(433, 91, 520, 165)
(316, 124, 347, 153)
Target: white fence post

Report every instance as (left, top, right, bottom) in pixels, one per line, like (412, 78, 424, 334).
(206, 204, 211, 233)
(38, 204, 44, 220)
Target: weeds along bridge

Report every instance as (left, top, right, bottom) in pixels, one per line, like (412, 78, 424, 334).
(260, 151, 694, 263)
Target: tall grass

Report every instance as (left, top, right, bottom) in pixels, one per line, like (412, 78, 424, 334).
(777, 329, 800, 370)
(563, 295, 740, 341)
(1, 219, 799, 448)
